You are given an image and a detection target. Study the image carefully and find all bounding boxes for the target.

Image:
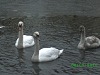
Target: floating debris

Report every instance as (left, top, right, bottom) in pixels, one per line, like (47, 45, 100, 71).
(0, 26, 5, 28)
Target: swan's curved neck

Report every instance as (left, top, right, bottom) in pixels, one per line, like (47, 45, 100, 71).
(80, 30, 86, 44)
(33, 37, 40, 61)
(18, 28, 23, 47)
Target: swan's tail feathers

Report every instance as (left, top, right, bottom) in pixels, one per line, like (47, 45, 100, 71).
(59, 49, 64, 55)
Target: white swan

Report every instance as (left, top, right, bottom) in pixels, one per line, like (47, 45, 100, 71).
(15, 21, 34, 48)
(78, 25, 100, 49)
(31, 32, 63, 62)
(0, 26, 5, 28)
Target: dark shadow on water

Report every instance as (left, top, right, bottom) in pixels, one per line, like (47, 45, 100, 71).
(31, 62, 41, 75)
(79, 47, 99, 62)
(17, 48, 24, 65)
(79, 49, 85, 62)
(85, 47, 100, 52)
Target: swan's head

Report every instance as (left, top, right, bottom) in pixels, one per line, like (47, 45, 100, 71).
(18, 21, 24, 28)
(33, 31, 39, 37)
(79, 25, 85, 33)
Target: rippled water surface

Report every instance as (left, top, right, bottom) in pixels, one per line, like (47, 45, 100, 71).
(0, 0, 100, 75)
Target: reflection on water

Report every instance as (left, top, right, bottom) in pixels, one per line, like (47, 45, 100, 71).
(79, 49, 85, 61)
(17, 48, 24, 64)
(18, 48, 41, 75)
(32, 63, 40, 75)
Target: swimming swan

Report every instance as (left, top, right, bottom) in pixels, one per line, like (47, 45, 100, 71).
(78, 25, 100, 49)
(15, 21, 34, 48)
(31, 32, 63, 62)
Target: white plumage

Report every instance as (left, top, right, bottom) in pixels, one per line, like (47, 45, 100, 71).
(37, 47, 63, 62)
(15, 21, 34, 48)
(15, 35, 34, 48)
(31, 32, 63, 62)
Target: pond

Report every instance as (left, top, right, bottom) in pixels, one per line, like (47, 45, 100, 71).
(0, 0, 100, 75)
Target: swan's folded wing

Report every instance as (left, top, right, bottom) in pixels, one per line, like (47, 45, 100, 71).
(23, 35, 34, 47)
(15, 38, 19, 47)
(39, 47, 60, 57)
(85, 36, 100, 48)
(39, 47, 62, 62)
(85, 36, 99, 44)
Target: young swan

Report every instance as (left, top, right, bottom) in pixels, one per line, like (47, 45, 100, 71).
(15, 21, 34, 48)
(78, 25, 100, 50)
(31, 31, 63, 62)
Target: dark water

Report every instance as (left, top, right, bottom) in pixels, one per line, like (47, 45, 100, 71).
(0, 0, 100, 75)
